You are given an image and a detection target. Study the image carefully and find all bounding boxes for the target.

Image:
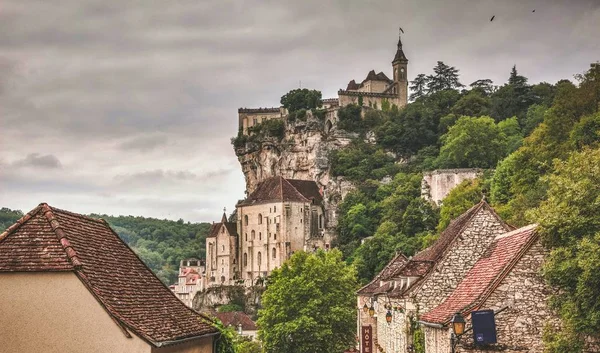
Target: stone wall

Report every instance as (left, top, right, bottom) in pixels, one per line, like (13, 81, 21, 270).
(424, 326, 451, 353)
(422, 169, 482, 205)
(412, 207, 509, 313)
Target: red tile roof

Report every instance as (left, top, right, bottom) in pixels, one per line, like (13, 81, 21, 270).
(237, 176, 323, 206)
(0, 204, 218, 346)
(215, 311, 257, 331)
(420, 224, 538, 325)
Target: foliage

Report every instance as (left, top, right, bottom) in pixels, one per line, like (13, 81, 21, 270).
(257, 249, 357, 353)
(437, 178, 483, 232)
(235, 338, 262, 353)
(435, 116, 508, 169)
(280, 89, 323, 112)
(0, 207, 23, 231)
(213, 319, 237, 353)
(570, 112, 600, 149)
(247, 119, 285, 140)
(469, 79, 495, 95)
(330, 140, 399, 183)
(409, 73, 429, 101)
(218, 303, 244, 313)
(336, 104, 363, 132)
(498, 116, 524, 153)
(531, 148, 600, 350)
(426, 61, 464, 93)
(450, 90, 490, 117)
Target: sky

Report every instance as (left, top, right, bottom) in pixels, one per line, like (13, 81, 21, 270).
(1, 0, 599, 223)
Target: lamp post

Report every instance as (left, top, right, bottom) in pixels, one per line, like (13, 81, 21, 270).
(385, 310, 393, 324)
(449, 312, 466, 353)
(369, 305, 375, 318)
(363, 303, 369, 314)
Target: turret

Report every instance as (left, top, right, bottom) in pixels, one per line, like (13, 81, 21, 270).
(392, 30, 409, 107)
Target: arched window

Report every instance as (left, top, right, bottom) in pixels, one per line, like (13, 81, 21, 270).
(243, 253, 247, 267)
(244, 215, 248, 226)
(221, 276, 225, 283)
(251, 230, 255, 240)
(222, 245, 225, 251)
(258, 214, 263, 224)
(272, 248, 276, 259)
(257, 252, 262, 267)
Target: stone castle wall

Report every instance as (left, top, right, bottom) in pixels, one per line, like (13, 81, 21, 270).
(412, 208, 509, 313)
(422, 169, 482, 205)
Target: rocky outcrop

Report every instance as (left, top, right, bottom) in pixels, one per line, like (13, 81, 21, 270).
(234, 111, 354, 237)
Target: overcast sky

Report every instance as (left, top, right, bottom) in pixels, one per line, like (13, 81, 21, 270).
(1, 0, 599, 222)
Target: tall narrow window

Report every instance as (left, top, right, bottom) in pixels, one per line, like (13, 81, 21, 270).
(258, 252, 262, 267)
(259, 232, 262, 240)
(243, 253, 247, 267)
(274, 205, 276, 212)
(273, 248, 276, 259)
(258, 214, 263, 224)
(244, 215, 248, 226)
(251, 230, 255, 239)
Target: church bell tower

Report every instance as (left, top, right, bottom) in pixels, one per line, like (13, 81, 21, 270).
(392, 30, 409, 107)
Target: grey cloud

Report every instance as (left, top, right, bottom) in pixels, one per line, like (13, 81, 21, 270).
(118, 134, 169, 152)
(12, 153, 62, 169)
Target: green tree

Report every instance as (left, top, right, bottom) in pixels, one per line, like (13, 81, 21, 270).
(570, 112, 600, 149)
(426, 61, 464, 94)
(469, 79, 495, 95)
(498, 116, 523, 153)
(410, 73, 429, 101)
(258, 250, 357, 353)
(531, 148, 600, 351)
(436, 116, 508, 169)
(280, 89, 323, 112)
(450, 90, 491, 117)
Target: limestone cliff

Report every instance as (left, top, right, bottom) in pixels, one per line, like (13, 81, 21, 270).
(233, 111, 354, 239)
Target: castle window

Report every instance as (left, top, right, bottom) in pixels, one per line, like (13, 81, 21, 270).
(273, 248, 276, 259)
(244, 215, 248, 226)
(274, 206, 276, 212)
(222, 245, 225, 251)
(251, 230, 255, 240)
(222, 227, 224, 233)
(258, 214, 263, 224)
(245, 233, 247, 241)
(243, 253, 247, 267)
(253, 118, 257, 125)
(259, 232, 262, 240)
(274, 233, 277, 240)
(258, 252, 262, 267)
(319, 215, 323, 229)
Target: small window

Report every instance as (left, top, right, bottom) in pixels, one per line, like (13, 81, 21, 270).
(244, 215, 248, 226)
(245, 233, 247, 241)
(243, 253, 247, 267)
(251, 230, 255, 239)
(258, 252, 262, 266)
(258, 214, 263, 225)
(274, 233, 277, 240)
(272, 248, 276, 259)
(274, 206, 276, 212)
(222, 245, 225, 252)
(259, 232, 262, 240)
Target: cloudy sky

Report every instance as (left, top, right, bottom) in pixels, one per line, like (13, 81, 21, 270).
(1, 0, 599, 222)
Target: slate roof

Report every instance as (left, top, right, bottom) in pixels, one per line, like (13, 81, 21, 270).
(237, 176, 323, 206)
(208, 213, 238, 238)
(392, 36, 408, 63)
(420, 224, 538, 325)
(363, 70, 392, 83)
(356, 252, 408, 295)
(0, 204, 218, 346)
(346, 79, 360, 90)
(215, 311, 257, 331)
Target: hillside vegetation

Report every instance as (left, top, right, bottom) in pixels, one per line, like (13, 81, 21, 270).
(0, 208, 210, 285)
(329, 61, 600, 351)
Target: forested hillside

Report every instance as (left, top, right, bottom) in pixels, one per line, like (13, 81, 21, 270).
(0, 207, 210, 285)
(331, 61, 600, 351)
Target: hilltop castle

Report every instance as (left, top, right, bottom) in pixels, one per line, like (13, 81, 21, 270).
(237, 32, 409, 135)
(204, 31, 410, 289)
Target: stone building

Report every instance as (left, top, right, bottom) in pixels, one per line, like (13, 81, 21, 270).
(237, 30, 409, 136)
(236, 176, 326, 285)
(170, 258, 206, 307)
(419, 224, 552, 353)
(421, 169, 483, 205)
(0, 203, 218, 353)
(205, 213, 239, 287)
(215, 311, 258, 340)
(356, 200, 512, 353)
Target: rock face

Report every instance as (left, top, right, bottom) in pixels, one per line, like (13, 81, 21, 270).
(234, 111, 354, 240)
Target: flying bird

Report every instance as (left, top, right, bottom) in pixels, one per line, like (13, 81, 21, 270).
(399, 27, 404, 34)
(532, 9, 535, 12)
(490, 15, 495, 21)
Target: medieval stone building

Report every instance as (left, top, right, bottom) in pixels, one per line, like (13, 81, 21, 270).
(205, 176, 325, 287)
(237, 31, 409, 135)
(170, 258, 206, 307)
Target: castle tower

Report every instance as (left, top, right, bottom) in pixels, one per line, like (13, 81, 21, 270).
(392, 31, 409, 107)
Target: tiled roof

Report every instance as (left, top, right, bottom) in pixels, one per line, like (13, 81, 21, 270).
(420, 224, 538, 325)
(363, 70, 392, 83)
(208, 213, 238, 238)
(346, 80, 360, 90)
(215, 311, 257, 331)
(238, 176, 322, 206)
(357, 253, 408, 295)
(0, 204, 218, 346)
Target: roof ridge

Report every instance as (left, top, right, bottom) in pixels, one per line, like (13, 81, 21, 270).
(281, 177, 309, 202)
(46, 204, 106, 224)
(0, 204, 45, 243)
(40, 204, 83, 269)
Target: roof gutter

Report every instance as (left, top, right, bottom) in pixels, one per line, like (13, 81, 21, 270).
(417, 321, 445, 329)
(154, 331, 220, 348)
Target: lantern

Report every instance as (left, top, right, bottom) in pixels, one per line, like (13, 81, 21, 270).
(450, 312, 466, 336)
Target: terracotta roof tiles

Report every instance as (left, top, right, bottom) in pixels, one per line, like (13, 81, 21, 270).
(420, 224, 538, 325)
(215, 311, 257, 331)
(0, 204, 218, 346)
(238, 176, 322, 206)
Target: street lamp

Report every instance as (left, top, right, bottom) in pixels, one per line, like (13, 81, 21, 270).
(369, 305, 375, 317)
(449, 312, 466, 353)
(363, 303, 369, 314)
(385, 310, 392, 324)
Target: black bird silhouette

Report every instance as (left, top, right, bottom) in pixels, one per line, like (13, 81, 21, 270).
(399, 27, 404, 34)
(490, 15, 495, 21)
(532, 9, 535, 12)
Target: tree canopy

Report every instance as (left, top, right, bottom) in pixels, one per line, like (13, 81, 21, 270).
(257, 249, 357, 353)
(280, 89, 323, 112)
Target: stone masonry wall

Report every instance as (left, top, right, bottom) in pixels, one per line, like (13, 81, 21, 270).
(413, 208, 509, 313)
(422, 169, 482, 205)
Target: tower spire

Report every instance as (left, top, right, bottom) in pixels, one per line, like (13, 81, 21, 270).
(392, 28, 408, 63)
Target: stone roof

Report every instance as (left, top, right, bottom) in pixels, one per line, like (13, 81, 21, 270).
(346, 79, 360, 90)
(420, 224, 538, 325)
(356, 253, 408, 295)
(215, 311, 257, 331)
(363, 70, 392, 84)
(392, 36, 408, 63)
(208, 212, 238, 238)
(237, 176, 322, 206)
(0, 204, 218, 346)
